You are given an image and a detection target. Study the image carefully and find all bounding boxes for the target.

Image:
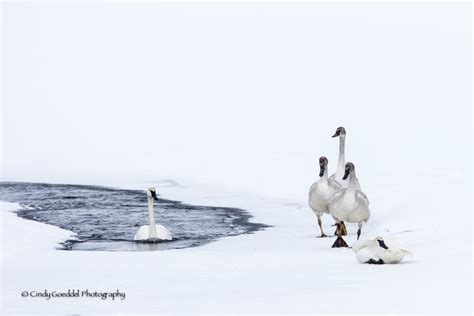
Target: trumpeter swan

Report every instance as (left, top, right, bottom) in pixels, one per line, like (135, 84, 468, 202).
(329, 162, 370, 248)
(134, 187, 172, 242)
(308, 156, 342, 237)
(352, 236, 412, 264)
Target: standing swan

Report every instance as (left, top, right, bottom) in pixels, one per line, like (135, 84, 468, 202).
(329, 127, 351, 235)
(134, 187, 172, 242)
(308, 157, 342, 237)
(329, 162, 370, 248)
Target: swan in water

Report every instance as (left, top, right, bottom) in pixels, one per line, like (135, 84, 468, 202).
(329, 162, 370, 247)
(134, 187, 172, 242)
(352, 236, 412, 264)
(308, 156, 342, 237)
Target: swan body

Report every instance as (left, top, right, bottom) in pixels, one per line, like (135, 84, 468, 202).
(330, 189, 370, 224)
(353, 237, 412, 264)
(309, 179, 341, 215)
(134, 187, 172, 242)
(309, 157, 342, 237)
(329, 162, 370, 246)
(329, 127, 350, 188)
(134, 224, 172, 241)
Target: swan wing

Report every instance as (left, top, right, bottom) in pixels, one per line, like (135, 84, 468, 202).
(328, 178, 342, 191)
(330, 190, 345, 203)
(134, 225, 172, 241)
(355, 247, 380, 264)
(134, 225, 150, 241)
(356, 190, 369, 206)
(309, 181, 319, 195)
(383, 236, 413, 256)
(155, 225, 172, 240)
(352, 239, 374, 253)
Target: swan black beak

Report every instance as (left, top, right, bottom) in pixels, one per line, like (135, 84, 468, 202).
(342, 169, 350, 180)
(332, 131, 340, 138)
(377, 239, 389, 249)
(319, 165, 324, 177)
(150, 190, 158, 200)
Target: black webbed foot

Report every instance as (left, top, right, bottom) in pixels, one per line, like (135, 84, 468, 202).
(331, 236, 349, 248)
(366, 259, 384, 264)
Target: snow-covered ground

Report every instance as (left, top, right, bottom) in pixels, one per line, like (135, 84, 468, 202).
(1, 169, 471, 314)
(1, 2, 471, 315)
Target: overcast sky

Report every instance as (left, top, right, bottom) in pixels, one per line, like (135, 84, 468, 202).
(1, 2, 471, 198)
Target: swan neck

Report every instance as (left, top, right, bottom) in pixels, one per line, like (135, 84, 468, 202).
(338, 136, 346, 170)
(349, 171, 359, 188)
(147, 196, 157, 238)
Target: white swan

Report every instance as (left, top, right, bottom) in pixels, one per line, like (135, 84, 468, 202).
(329, 127, 351, 189)
(329, 162, 370, 247)
(352, 236, 412, 264)
(308, 156, 342, 237)
(134, 187, 172, 242)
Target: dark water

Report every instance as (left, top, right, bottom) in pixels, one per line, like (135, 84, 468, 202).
(0, 182, 268, 251)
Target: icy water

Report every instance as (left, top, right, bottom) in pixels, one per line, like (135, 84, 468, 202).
(0, 182, 268, 251)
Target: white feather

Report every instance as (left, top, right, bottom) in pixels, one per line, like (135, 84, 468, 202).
(134, 224, 172, 241)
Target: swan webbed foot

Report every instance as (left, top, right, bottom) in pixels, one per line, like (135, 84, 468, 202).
(357, 228, 361, 240)
(318, 233, 329, 238)
(331, 236, 349, 248)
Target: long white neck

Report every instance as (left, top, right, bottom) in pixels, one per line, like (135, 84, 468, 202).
(147, 197, 157, 239)
(337, 136, 346, 172)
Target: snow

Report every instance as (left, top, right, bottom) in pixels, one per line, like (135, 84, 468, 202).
(1, 1, 471, 314)
(1, 169, 471, 314)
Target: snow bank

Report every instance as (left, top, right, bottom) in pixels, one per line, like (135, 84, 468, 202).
(0, 202, 75, 254)
(1, 170, 471, 314)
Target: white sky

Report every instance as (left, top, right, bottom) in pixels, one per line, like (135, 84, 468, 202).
(1, 2, 471, 199)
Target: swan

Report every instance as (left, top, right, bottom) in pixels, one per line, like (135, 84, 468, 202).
(134, 187, 172, 242)
(329, 162, 370, 248)
(308, 156, 342, 237)
(352, 236, 412, 264)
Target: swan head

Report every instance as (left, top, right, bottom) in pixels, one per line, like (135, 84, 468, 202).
(332, 126, 346, 138)
(342, 162, 355, 180)
(319, 156, 328, 177)
(146, 187, 159, 201)
(375, 237, 389, 249)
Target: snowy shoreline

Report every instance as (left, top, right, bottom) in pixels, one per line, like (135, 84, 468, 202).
(1, 176, 471, 314)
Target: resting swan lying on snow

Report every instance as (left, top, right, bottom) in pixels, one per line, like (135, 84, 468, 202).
(308, 156, 342, 237)
(329, 162, 370, 248)
(352, 237, 412, 264)
(134, 187, 172, 242)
